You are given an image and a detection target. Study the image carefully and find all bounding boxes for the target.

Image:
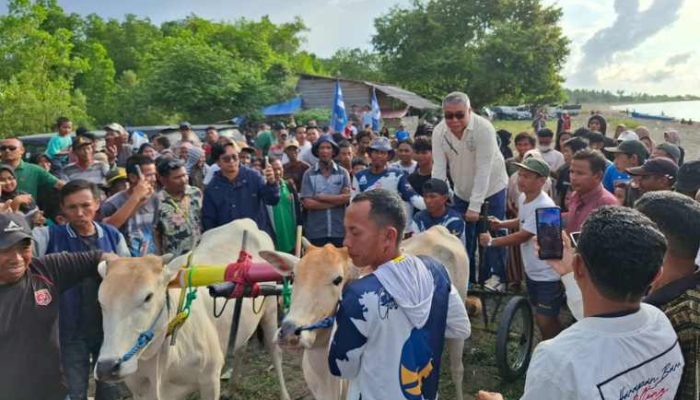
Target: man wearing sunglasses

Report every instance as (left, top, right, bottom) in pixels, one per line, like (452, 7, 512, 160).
(202, 142, 279, 239)
(0, 137, 65, 199)
(432, 92, 509, 290)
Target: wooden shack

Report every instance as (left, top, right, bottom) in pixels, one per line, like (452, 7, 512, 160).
(296, 74, 439, 120)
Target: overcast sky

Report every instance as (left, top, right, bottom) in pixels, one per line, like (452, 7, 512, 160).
(2, 0, 698, 95)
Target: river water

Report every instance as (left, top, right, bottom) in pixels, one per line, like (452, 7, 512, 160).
(611, 100, 700, 121)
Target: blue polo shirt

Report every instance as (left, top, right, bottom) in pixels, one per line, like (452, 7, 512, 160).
(299, 162, 350, 239)
(202, 166, 280, 237)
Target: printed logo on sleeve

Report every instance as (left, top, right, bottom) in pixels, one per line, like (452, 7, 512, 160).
(34, 289, 53, 306)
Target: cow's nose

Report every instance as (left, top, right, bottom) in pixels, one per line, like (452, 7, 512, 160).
(279, 320, 299, 340)
(95, 358, 121, 381)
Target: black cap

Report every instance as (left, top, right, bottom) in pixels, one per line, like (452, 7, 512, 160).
(675, 160, 700, 194)
(422, 179, 450, 196)
(72, 134, 95, 148)
(0, 213, 33, 250)
(311, 135, 339, 158)
(626, 158, 678, 178)
(272, 121, 286, 130)
(604, 140, 649, 161)
(655, 143, 681, 164)
(156, 158, 185, 177)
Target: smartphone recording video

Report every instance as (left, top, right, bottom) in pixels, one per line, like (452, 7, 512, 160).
(536, 207, 563, 260)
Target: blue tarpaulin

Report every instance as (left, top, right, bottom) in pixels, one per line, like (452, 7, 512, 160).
(262, 97, 302, 116)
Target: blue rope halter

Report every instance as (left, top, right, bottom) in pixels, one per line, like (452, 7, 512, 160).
(294, 316, 336, 335)
(119, 302, 167, 364)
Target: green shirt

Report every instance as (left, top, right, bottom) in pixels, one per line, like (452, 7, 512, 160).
(254, 131, 276, 156)
(15, 160, 60, 198)
(272, 181, 296, 253)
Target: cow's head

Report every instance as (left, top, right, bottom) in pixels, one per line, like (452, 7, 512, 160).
(260, 243, 356, 349)
(94, 253, 177, 382)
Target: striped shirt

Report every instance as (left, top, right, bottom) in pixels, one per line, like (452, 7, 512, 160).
(60, 161, 110, 186)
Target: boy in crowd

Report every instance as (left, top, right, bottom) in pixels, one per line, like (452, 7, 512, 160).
(411, 179, 465, 244)
(408, 137, 433, 195)
(602, 139, 648, 193)
(479, 158, 563, 336)
(46, 116, 73, 170)
(390, 139, 417, 174)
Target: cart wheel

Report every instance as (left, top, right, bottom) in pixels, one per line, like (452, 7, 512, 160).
(495, 296, 534, 381)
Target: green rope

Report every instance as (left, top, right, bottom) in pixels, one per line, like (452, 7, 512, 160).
(182, 256, 198, 316)
(282, 277, 292, 314)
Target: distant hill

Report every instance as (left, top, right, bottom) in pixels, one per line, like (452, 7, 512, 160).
(564, 89, 700, 104)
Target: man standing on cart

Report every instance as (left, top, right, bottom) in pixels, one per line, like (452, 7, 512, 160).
(432, 92, 508, 290)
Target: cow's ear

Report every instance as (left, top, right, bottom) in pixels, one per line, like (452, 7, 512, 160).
(161, 253, 184, 283)
(161, 253, 175, 265)
(259, 250, 298, 276)
(97, 261, 108, 278)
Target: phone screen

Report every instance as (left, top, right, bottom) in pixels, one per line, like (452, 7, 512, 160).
(536, 207, 563, 260)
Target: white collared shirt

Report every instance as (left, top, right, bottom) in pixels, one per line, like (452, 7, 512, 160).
(431, 113, 508, 212)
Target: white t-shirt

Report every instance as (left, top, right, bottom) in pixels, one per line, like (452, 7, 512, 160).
(389, 160, 417, 175)
(521, 303, 683, 400)
(299, 145, 318, 166)
(518, 191, 560, 282)
(538, 148, 565, 172)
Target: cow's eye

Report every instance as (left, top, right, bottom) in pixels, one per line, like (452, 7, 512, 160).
(332, 276, 343, 286)
(144, 293, 153, 303)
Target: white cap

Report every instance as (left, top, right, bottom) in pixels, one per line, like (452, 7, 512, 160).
(618, 130, 639, 142)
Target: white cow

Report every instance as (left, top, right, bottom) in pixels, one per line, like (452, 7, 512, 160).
(261, 225, 469, 400)
(95, 219, 291, 400)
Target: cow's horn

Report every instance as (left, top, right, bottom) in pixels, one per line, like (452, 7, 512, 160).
(301, 237, 313, 250)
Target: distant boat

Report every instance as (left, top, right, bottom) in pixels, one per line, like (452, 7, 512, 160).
(631, 111, 675, 121)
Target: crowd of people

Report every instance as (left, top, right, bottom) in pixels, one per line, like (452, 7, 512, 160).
(0, 89, 698, 400)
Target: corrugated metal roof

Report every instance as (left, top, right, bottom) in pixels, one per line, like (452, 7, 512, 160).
(365, 82, 440, 110)
(298, 74, 439, 110)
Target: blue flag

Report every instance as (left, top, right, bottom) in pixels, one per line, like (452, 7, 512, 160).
(371, 87, 381, 132)
(331, 80, 347, 133)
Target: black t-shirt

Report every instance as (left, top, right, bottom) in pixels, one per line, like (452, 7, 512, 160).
(0, 251, 102, 400)
(408, 170, 431, 196)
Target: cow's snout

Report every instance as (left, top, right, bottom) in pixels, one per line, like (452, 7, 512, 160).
(278, 320, 300, 344)
(95, 358, 122, 381)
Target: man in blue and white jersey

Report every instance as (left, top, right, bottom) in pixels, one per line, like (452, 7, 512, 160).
(411, 178, 466, 245)
(351, 136, 425, 214)
(329, 189, 470, 400)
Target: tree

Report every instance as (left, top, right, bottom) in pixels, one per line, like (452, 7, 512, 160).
(320, 48, 384, 82)
(372, 0, 570, 107)
(0, 0, 90, 134)
(74, 41, 118, 124)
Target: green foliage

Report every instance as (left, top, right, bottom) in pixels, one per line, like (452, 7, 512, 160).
(0, 1, 320, 135)
(0, 0, 91, 134)
(294, 108, 331, 126)
(370, 0, 570, 108)
(320, 48, 384, 82)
